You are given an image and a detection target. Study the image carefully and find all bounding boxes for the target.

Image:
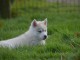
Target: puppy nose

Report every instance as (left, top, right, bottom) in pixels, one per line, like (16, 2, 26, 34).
(43, 35, 47, 40)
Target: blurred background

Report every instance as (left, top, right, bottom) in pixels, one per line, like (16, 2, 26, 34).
(0, 0, 79, 18)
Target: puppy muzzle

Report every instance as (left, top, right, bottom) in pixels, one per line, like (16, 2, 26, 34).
(43, 35, 47, 40)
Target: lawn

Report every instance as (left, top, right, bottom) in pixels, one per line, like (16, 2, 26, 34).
(0, 0, 80, 60)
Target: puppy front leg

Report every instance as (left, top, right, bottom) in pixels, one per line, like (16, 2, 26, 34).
(39, 40, 45, 45)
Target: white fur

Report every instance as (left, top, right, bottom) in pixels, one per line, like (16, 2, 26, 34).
(0, 19, 47, 48)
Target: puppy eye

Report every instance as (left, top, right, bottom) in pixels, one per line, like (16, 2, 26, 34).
(38, 30, 42, 33)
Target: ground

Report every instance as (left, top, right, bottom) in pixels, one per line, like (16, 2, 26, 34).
(0, 0, 80, 60)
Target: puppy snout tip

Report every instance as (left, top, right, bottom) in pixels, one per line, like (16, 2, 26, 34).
(43, 35, 47, 40)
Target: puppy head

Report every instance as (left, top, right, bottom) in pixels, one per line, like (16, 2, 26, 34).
(30, 18, 48, 40)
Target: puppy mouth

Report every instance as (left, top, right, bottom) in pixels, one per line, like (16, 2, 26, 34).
(43, 38, 46, 40)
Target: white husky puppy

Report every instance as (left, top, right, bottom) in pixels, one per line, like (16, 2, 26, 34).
(0, 18, 48, 48)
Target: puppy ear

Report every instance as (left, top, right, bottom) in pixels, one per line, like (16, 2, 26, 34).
(44, 18, 47, 26)
(32, 19, 37, 27)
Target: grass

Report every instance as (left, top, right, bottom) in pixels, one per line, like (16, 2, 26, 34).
(0, 0, 80, 60)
